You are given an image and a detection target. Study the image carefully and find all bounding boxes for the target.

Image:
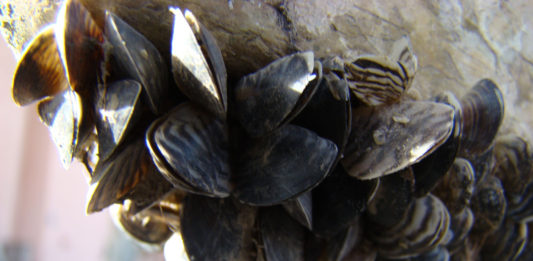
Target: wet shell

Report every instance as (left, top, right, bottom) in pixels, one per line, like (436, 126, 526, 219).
(105, 11, 169, 115)
(12, 25, 68, 106)
(325, 220, 363, 261)
(446, 207, 474, 253)
(170, 7, 227, 119)
(233, 52, 318, 137)
(507, 183, 533, 223)
(470, 175, 507, 234)
(342, 101, 454, 180)
(146, 102, 231, 197)
(282, 192, 313, 230)
(481, 219, 528, 261)
(459, 79, 504, 156)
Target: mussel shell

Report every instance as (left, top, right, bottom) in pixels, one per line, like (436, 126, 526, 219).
(432, 158, 475, 214)
(481, 219, 528, 261)
(87, 139, 172, 214)
(293, 71, 351, 163)
(507, 182, 533, 223)
(96, 79, 142, 161)
(468, 146, 495, 185)
(493, 135, 533, 205)
(411, 247, 450, 261)
(180, 195, 256, 261)
(55, 0, 104, 96)
(259, 206, 306, 261)
(233, 51, 318, 137)
(344, 55, 410, 106)
(446, 207, 474, 253)
(110, 203, 174, 247)
(369, 194, 451, 259)
(390, 36, 418, 84)
(38, 89, 82, 168)
(516, 223, 533, 261)
(105, 11, 169, 115)
(170, 7, 226, 119)
(146, 102, 230, 197)
(470, 175, 507, 234)
(282, 192, 313, 230)
(312, 165, 371, 237)
(233, 124, 337, 206)
(12, 25, 68, 106)
(325, 220, 363, 261)
(459, 79, 504, 156)
(342, 101, 454, 180)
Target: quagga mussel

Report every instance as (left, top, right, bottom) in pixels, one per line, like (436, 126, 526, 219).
(9, 0, 532, 260)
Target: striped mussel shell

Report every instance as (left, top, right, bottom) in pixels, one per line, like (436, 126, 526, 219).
(470, 175, 507, 235)
(458, 79, 504, 156)
(480, 218, 528, 261)
(368, 194, 451, 259)
(432, 158, 476, 214)
(446, 207, 474, 254)
(344, 37, 417, 106)
(342, 101, 454, 180)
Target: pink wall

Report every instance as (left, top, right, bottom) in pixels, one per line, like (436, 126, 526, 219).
(0, 37, 164, 260)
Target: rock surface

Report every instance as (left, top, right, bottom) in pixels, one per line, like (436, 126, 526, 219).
(2, 0, 533, 142)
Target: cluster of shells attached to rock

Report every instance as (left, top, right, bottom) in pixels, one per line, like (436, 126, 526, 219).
(9, 0, 533, 260)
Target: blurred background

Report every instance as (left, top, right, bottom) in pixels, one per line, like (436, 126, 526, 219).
(0, 34, 163, 261)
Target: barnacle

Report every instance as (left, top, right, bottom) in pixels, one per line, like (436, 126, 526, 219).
(9, 0, 533, 260)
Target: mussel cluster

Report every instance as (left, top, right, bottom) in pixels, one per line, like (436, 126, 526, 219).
(10, 0, 533, 260)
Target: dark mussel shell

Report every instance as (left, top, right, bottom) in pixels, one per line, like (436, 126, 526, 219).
(345, 55, 411, 106)
(432, 158, 475, 214)
(146, 102, 231, 197)
(481, 219, 528, 261)
(446, 207, 474, 253)
(12, 25, 68, 106)
(470, 175, 507, 234)
(170, 7, 227, 119)
(234, 52, 318, 137)
(233, 124, 337, 206)
(180, 195, 256, 261)
(259, 206, 306, 261)
(369, 194, 451, 259)
(325, 220, 363, 261)
(282, 192, 313, 230)
(105, 11, 169, 115)
(493, 134, 533, 205)
(87, 139, 173, 214)
(507, 182, 533, 223)
(293, 71, 351, 163)
(411, 247, 450, 261)
(38, 89, 83, 168)
(96, 79, 142, 161)
(342, 101, 454, 180)
(312, 165, 371, 237)
(459, 79, 504, 156)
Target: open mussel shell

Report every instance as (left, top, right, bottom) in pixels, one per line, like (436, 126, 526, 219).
(481, 219, 528, 261)
(344, 55, 411, 106)
(86, 139, 173, 214)
(55, 0, 104, 97)
(12, 25, 68, 106)
(369, 194, 451, 259)
(38, 89, 82, 168)
(342, 101, 454, 180)
(259, 206, 306, 261)
(233, 51, 318, 137)
(105, 11, 169, 115)
(170, 7, 227, 119)
(432, 158, 475, 214)
(459, 78, 504, 156)
(312, 165, 371, 237)
(293, 71, 351, 163)
(493, 134, 533, 205)
(282, 192, 313, 230)
(470, 175, 507, 234)
(180, 195, 256, 261)
(96, 79, 142, 161)
(146, 102, 231, 197)
(233, 124, 337, 206)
